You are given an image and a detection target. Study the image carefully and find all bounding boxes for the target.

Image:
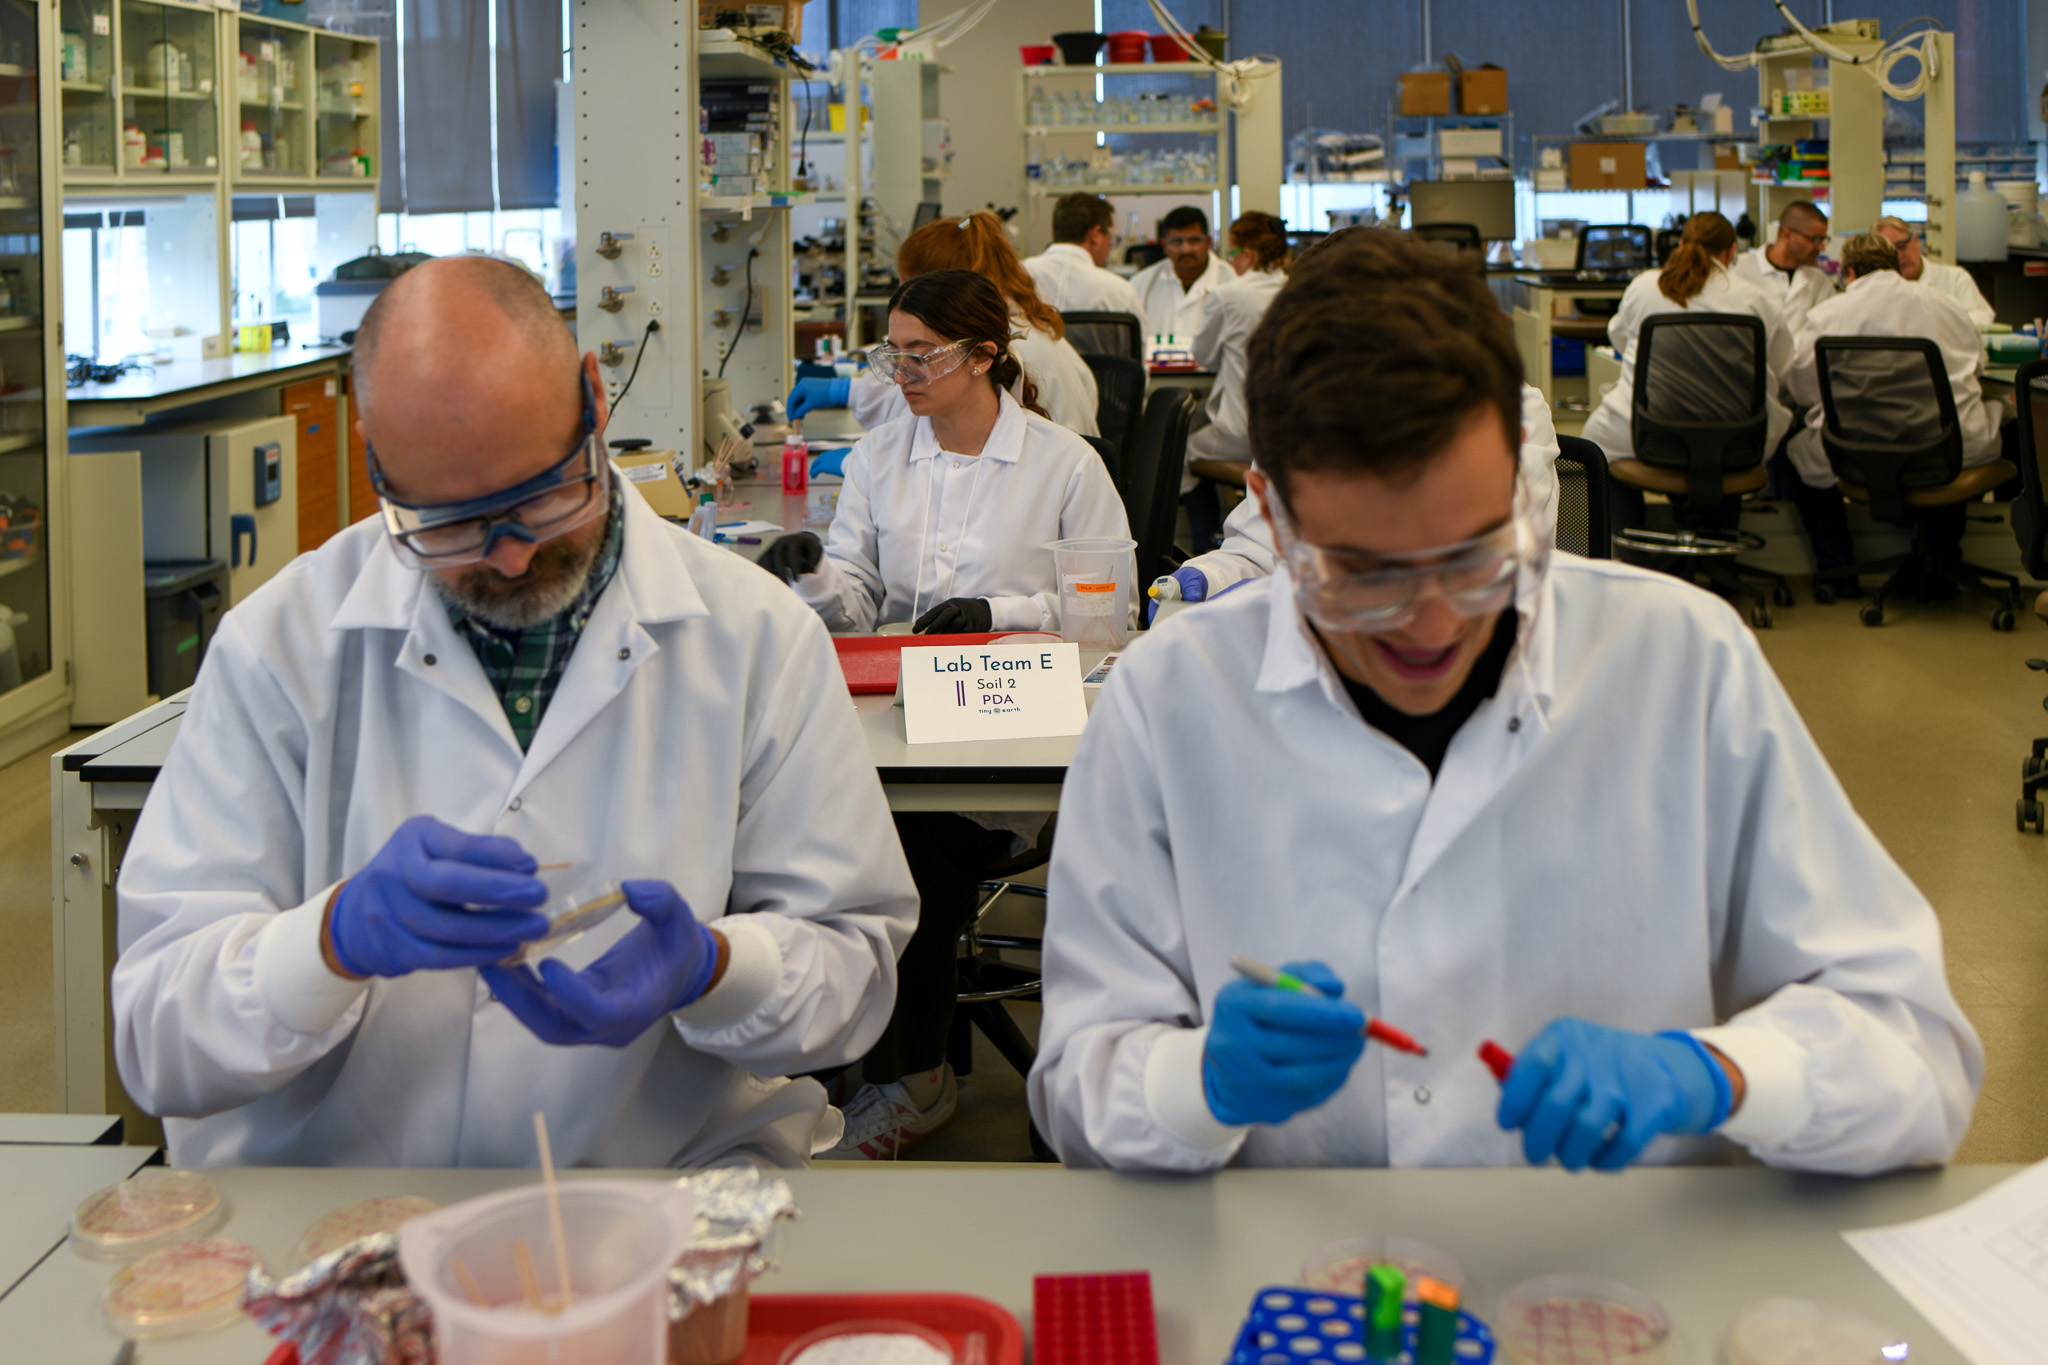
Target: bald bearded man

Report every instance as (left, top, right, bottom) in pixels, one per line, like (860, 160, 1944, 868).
(111, 257, 916, 1169)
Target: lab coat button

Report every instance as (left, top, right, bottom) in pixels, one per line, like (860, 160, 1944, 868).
(1414, 1085, 1431, 1104)
(514, 695, 533, 714)
(1508, 716, 1521, 732)
(508, 797, 523, 813)
(617, 647, 631, 660)
(423, 653, 437, 666)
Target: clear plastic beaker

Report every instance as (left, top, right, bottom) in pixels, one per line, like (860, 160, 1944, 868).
(1047, 537, 1136, 649)
(399, 1179, 695, 1365)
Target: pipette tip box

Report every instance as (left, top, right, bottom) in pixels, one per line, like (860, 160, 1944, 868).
(1033, 1272, 1159, 1365)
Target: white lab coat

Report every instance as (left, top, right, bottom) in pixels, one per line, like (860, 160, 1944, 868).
(794, 388, 1131, 633)
(1180, 385, 1560, 596)
(1728, 244, 1837, 333)
(1784, 269, 2000, 487)
(849, 311, 1100, 437)
(1029, 555, 1981, 1174)
(1186, 267, 1287, 465)
(1580, 263, 1794, 461)
(1129, 253, 1237, 339)
(112, 488, 918, 1169)
(1916, 261, 1995, 330)
(1025, 243, 1144, 317)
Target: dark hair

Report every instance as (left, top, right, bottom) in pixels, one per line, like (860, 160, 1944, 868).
(1781, 199, 1827, 232)
(1841, 231, 1901, 279)
(1245, 228, 1522, 499)
(1228, 211, 1290, 271)
(1052, 194, 1115, 245)
(1658, 211, 1738, 306)
(1158, 206, 1210, 237)
(887, 270, 1047, 417)
(898, 210, 1064, 340)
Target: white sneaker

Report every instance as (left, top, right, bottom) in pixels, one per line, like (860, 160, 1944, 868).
(819, 1066, 960, 1160)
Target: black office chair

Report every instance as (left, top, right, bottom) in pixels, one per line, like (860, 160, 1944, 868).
(1081, 434, 1121, 484)
(1552, 435, 1613, 559)
(1123, 386, 1201, 592)
(1814, 335, 2020, 630)
(2007, 360, 2048, 830)
(1061, 310, 1144, 362)
(1654, 227, 1683, 264)
(1608, 313, 1792, 628)
(1082, 352, 1146, 473)
(1578, 223, 1654, 273)
(1412, 222, 1482, 253)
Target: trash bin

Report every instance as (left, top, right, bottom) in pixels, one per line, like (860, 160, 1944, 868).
(143, 559, 227, 697)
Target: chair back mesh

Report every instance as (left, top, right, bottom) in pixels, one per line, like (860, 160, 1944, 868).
(1629, 312, 1768, 511)
(1082, 352, 1147, 473)
(1061, 311, 1144, 361)
(1813, 336, 1961, 523)
(1553, 435, 1612, 559)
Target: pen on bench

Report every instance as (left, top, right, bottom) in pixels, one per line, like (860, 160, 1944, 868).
(1229, 954, 1429, 1055)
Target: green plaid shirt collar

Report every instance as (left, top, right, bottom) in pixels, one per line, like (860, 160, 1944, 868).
(447, 478, 626, 752)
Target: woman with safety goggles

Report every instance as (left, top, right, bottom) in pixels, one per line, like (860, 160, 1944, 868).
(788, 211, 1102, 438)
(758, 267, 1129, 1158)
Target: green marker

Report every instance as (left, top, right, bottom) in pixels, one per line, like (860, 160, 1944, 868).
(1363, 1262, 1406, 1362)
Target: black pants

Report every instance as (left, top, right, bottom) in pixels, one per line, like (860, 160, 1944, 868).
(860, 813, 1016, 1084)
(1787, 475, 1968, 572)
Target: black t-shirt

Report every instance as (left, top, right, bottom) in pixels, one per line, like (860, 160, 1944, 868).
(1337, 609, 1520, 780)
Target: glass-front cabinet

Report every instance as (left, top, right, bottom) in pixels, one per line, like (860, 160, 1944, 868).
(313, 31, 372, 179)
(232, 14, 309, 182)
(120, 0, 216, 177)
(57, 0, 112, 175)
(0, 0, 60, 713)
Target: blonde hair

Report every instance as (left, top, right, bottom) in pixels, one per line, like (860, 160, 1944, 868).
(897, 211, 1064, 340)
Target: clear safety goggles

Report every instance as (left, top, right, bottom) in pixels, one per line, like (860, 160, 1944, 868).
(1270, 479, 1540, 635)
(868, 339, 975, 387)
(369, 374, 609, 569)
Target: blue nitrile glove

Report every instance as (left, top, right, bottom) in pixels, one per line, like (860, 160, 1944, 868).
(789, 375, 850, 419)
(810, 446, 852, 478)
(1202, 960, 1367, 1127)
(481, 879, 722, 1048)
(327, 816, 550, 978)
(1146, 567, 1209, 623)
(1496, 1018, 1733, 1172)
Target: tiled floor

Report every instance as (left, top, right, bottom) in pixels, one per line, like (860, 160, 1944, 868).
(5, 582, 2047, 1164)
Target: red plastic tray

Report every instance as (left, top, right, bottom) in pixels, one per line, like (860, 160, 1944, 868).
(833, 633, 1054, 694)
(1034, 1273, 1159, 1365)
(739, 1292, 1025, 1365)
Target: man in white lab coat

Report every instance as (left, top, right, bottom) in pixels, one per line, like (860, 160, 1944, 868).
(1127, 205, 1237, 340)
(1782, 231, 2003, 585)
(1875, 215, 1996, 329)
(1728, 198, 1837, 334)
(1030, 228, 1980, 1175)
(1025, 193, 1144, 317)
(111, 257, 917, 1168)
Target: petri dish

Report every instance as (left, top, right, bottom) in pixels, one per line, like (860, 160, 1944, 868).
(289, 1195, 439, 1270)
(1496, 1274, 1671, 1365)
(503, 884, 629, 966)
(104, 1238, 263, 1340)
(1726, 1297, 1909, 1365)
(1299, 1234, 1468, 1298)
(71, 1168, 225, 1261)
(778, 1320, 956, 1365)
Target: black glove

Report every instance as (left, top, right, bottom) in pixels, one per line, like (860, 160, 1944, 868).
(913, 597, 993, 634)
(757, 531, 824, 582)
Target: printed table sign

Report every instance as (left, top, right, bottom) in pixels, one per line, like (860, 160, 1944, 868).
(901, 641, 1089, 744)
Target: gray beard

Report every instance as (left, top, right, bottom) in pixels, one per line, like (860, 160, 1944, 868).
(431, 522, 605, 630)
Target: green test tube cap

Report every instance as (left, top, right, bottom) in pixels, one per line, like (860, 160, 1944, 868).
(1363, 1263, 1406, 1361)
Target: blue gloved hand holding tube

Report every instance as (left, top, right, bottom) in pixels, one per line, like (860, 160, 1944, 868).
(1203, 960, 1367, 1126)
(326, 816, 549, 978)
(482, 880, 723, 1048)
(789, 375, 850, 419)
(1496, 1018, 1734, 1171)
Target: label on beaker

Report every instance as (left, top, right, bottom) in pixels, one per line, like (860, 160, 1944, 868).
(1064, 577, 1117, 614)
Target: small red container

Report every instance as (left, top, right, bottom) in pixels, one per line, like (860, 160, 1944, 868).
(1148, 33, 1194, 62)
(1018, 44, 1056, 65)
(834, 632, 1053, 694)
(1104, 31, 1150, 64)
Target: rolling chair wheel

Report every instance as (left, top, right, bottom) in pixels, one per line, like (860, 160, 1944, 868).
(1749, 604, 1772, 629)
(1860, 604, 1884, 628)
(1771, 583, 1794, 607)
(1994, 608, 2017, 633)
(1812, 582, 1836, 606)
(2020, 798, 2045, 833)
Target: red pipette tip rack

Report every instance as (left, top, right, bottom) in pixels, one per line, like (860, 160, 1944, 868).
(1034, 1272, 1159, 1365)
(1479, 1040, 1515, 1083)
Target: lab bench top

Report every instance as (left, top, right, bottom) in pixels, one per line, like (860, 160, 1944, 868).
(0, 1158, 2008, 1362)
(0, 1143, 156, 1302)
(65, 343, 352, 426)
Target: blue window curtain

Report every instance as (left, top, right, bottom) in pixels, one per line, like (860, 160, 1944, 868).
(496, 0, 564, 210)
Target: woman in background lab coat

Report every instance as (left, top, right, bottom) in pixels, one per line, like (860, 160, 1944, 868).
(1185, 212, 1292, 468)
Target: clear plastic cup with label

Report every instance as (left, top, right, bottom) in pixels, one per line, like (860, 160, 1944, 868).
(1048, 537, 1136, 650)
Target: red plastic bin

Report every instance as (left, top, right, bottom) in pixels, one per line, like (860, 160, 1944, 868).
(741, 1293, 1024, 1365)
(833, 632, 1058, 695)
(1148, 33, 1194, 62)
(1033, 1272, 1160, 1365)
(1104, 31, 1150, 63)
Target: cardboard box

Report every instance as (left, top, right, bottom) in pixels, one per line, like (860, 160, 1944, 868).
(1399, 71, 1452, 117)
(1713, 144, 1745, 171)
(699, 1, 801, 38)
(613, 450, 695, 519)
(1568, 141, 1648, 190)
(1459, 65, 1508, 114)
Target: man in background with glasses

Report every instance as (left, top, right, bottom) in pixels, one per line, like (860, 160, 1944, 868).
(1874, 215, 1996, 329)
(111, 256, 916, 1169)
(1029, 229, 1978, 1176)
(1730, 199, 1838, 334)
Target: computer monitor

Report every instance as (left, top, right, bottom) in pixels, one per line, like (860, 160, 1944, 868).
(1408, 180, 1517, 244)
(912, 201, 943, 230)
